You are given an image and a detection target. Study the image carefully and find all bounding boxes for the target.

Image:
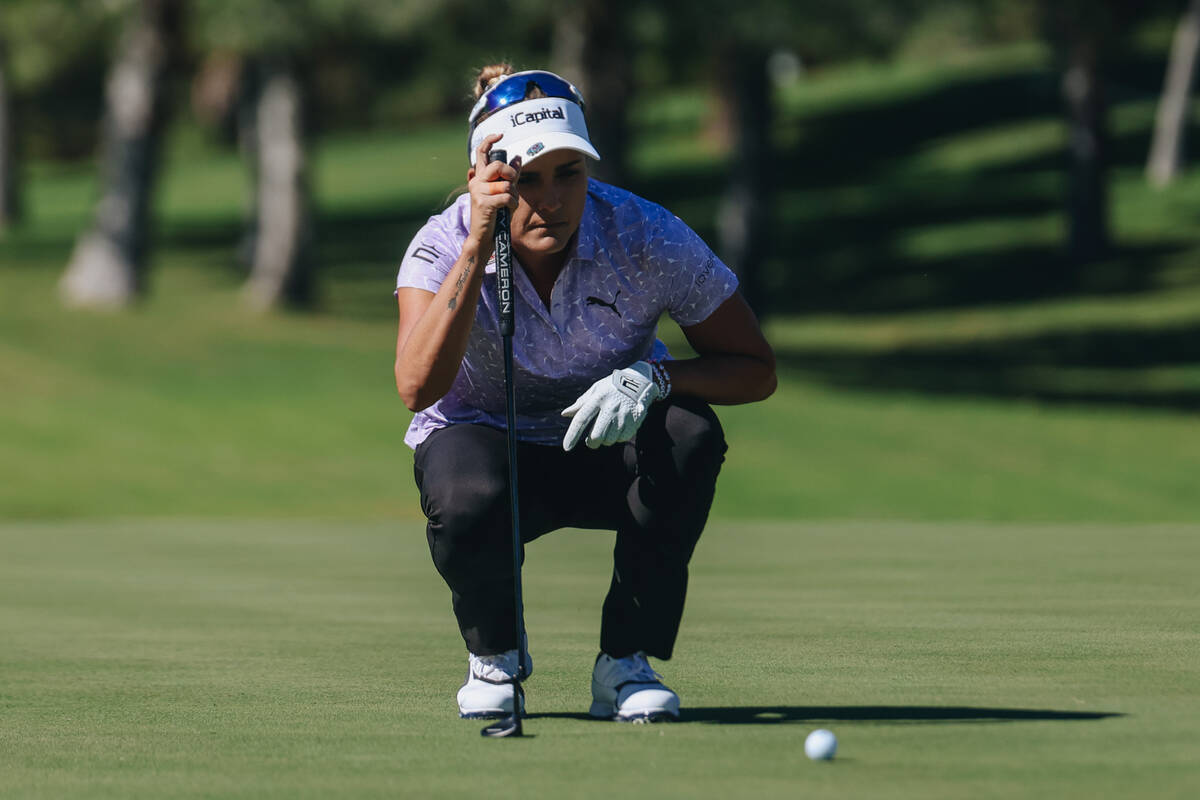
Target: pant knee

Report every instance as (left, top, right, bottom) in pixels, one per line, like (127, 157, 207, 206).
(661, 399, 727, 481)
(427, 474, 510, 572)
(414, 426, 512, 581)
(625, 399, 725, 541)
(429, 475, 507, 536)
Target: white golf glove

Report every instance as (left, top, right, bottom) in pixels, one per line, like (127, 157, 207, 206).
(562, 361, 662, 451)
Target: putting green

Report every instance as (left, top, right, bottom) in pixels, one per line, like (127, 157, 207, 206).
(1, 520, 1196, 798)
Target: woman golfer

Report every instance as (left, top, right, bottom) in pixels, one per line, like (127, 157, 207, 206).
(394, 64, 776, 722)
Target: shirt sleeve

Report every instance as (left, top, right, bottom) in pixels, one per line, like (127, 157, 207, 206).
(652, 211, 740, 327)
(396, 216, 459, 295)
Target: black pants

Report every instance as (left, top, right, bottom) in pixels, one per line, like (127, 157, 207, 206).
(412, 396, 726, 661)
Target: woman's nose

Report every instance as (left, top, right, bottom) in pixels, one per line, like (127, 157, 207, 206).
(540, 184, 562, 213)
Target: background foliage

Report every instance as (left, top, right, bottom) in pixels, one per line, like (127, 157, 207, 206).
(3, 4, 1200, 798)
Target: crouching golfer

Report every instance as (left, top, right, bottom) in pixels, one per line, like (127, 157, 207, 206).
(394, 64, 776, 722)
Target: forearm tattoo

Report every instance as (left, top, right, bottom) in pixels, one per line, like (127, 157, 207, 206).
(448, 255, 475, 310)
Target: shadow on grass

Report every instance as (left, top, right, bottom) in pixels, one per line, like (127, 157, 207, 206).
(682, 705, 1123, 724)
(777, 317, 1200, 412)
(530, 706, 1122, 724)
(769, 241, 1195, 316)
(628, 52, 1187, 318)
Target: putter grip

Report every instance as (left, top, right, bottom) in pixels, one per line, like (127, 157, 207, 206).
(488, 149, 514, 336)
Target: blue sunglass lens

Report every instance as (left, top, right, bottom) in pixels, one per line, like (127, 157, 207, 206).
(473, 72, 583, 124)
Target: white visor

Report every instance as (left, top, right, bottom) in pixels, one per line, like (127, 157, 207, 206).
(468, 97, 601, 166)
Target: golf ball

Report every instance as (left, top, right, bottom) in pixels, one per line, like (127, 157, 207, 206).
(804, 728, 837, 761)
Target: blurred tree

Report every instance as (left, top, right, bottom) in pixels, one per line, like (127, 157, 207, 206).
(1147, 0, 1200, 187)
(0, 36, 20, 230)
(636, 0, 1062, 314)
(191, 49, 243, 139)
(238, 56, 315, 309)
(651, 0, 823, 317)
(713, 37, 773, 318)
(192, 3, 316, 310)
(0, 1, 117, 160)
(1039, 1, 1134, 264)
(1, 0, 130, 232)
(59, 0, 183, 308)
(191, 0, 434, 310)
(642, 0, 990, 316)
(551, 0, 632, 185)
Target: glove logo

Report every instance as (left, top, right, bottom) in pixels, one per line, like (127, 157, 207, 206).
(614, 372, 646, 400)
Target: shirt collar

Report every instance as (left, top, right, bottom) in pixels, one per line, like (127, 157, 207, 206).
(569, 182, 599, 263)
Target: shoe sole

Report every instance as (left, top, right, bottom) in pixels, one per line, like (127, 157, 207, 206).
(460, 701, 525, 720)
(459, 675, 525, 720)
(618, 711, 678, 723)
(588, 701, 679, 723)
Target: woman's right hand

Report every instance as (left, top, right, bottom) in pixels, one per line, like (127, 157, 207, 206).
(467, 134, 522, 253)
(394, 136, 523, 413)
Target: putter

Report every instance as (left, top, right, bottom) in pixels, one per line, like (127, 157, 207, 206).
(481, 149, 526, 739)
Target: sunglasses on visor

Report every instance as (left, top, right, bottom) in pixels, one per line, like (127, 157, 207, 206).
(468, 70, 587, 131)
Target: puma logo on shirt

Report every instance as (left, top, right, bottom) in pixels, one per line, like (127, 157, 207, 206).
(586, 291, 622, 317)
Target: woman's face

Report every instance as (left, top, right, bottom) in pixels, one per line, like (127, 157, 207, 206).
(510, 149, 588, 262)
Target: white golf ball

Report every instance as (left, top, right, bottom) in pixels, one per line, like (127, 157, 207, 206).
(805, 728, 837, 761)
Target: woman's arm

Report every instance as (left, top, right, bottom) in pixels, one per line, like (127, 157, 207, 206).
(394, 135, 519, 411)
(394, 243, 486, 411)
(665, 292, 777, 404)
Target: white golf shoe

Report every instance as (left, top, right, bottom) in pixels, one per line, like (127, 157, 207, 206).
(589, 652, 680, 722)
(456, 649, 531, 719)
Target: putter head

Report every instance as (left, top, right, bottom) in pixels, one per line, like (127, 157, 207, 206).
(480, 680, 524, 738)
(480, 713, 523, 738)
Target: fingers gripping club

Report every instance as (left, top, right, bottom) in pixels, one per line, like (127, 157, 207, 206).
(489, 149, 515, 337)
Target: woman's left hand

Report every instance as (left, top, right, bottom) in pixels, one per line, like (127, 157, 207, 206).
(561, 361, 661, 450)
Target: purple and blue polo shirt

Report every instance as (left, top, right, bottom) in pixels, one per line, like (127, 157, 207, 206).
(395, 179, 739, 448)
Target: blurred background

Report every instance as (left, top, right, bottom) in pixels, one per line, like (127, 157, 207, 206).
(3, 0, 1200, 522)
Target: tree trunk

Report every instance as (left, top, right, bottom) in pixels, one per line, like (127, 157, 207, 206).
(234, 58, 258, 270)
(715, 43, 772, 317)
(1147, 0, 1200, 188)
(241, 58, 314, 310)
(59, 0, 181, 308)
(0, 36, 20, 230)
(551, 0, 632, 185)
(1061, 32, 1109, 263)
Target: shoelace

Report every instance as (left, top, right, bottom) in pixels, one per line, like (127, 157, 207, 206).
(472, 653, 518, 681)
(616, 653, 662, 684)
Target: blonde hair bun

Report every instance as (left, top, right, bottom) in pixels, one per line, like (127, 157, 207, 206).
(474, 63, 514, 99)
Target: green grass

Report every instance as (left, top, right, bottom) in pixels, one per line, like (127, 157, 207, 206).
(5, 40, 1200, 522)
(4, 256, 1200, 522)
(1, 518, 1196, 798)
(4, 41, 1200, 796)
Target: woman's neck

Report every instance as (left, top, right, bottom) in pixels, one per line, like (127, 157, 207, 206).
(515, 240, 572, 308)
